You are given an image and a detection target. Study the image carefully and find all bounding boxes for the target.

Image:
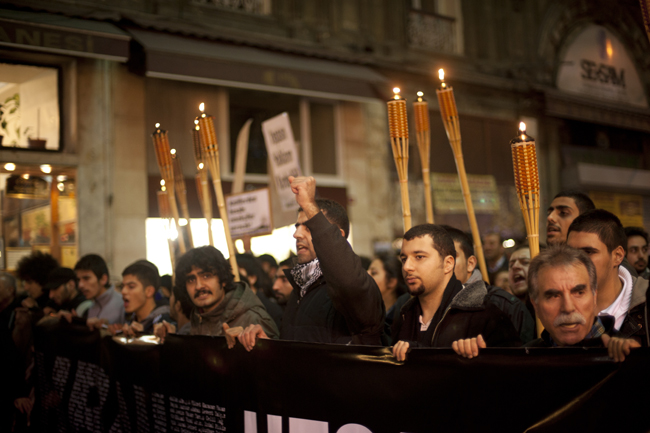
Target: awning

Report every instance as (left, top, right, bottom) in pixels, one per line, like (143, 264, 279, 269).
(0, 8, 130, 61)
(128, 29, 387, 102)
(545, 88, 650, 133)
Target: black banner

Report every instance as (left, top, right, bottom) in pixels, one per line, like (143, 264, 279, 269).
(33, 320, 650, 432)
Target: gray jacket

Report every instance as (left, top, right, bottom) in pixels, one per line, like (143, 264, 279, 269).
(86, 286, 125, 325)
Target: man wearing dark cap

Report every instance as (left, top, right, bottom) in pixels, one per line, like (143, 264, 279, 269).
(46, 268, 91, 316)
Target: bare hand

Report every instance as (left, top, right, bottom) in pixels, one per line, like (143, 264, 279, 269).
(602, 334, 641, 363)
(288, 176, 319, 218)
(452, 334, 486, 359)
(154, 321, 176, 343)
(56, 310, 74, 323)
(107, 323, 123, 335)
(237, 324, 269, 351)
(21, 297, 37, 309)
(14, 397, 33, 417)
(392, 340, 410, 362)
(222, 323, 244, 349)
(87, 317, 108, 331)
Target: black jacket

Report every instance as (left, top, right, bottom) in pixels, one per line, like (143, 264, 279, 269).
(617, 274, 649, 346)
(465, 269, 536, 344)
(391, 274, 521, 348)
(281, 212, 385, 345)
(525, 316, 614, 347)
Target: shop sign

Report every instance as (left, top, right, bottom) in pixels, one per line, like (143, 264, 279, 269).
(590, 191, 644, 227)
(556, 25, 648, 108)
(5, 174, 49, 199)
(262, 112, 302, 212)
(0, 18, 129, 60)
(225, 187, 273, 238)
(431, 173, 500, 214)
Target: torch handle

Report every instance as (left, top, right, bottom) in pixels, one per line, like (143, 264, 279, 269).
(399, 179, 412, 232)
(416, 130, 433, 224)
(211, 177, 240, 282)
(422, 168, 434, 224)
(453, 149, 489, 284)
(202, 176, 214, 247)
(167, 187, 187, 255)
(178, 199, 195, 250)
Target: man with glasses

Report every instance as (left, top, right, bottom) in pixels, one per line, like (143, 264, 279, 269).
(173, 245, 279, 339)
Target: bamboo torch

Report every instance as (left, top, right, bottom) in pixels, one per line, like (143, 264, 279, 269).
(197, 103, 240, 281)
(157, 186, 175, 278)
(436, 69, 489, 283)
(413, 91, 434, 224)
(510, 122, 543, 336)
(387, 87, 412, 232)
(172, 149, 194, 249)
(193, 121, 214, 247)
(152, 123, 186, 254)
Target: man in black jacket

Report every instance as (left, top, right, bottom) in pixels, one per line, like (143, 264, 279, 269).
(391, 224, 520, 361)
(236, 175, 384, 349)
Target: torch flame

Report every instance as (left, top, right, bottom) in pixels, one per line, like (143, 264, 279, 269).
(393, 87, 401, 100)
(155, 123, 161, 129)
(519, 122, 526, 133)
(160, 179, 165, 186)
(438, 69, 445, 81)
(199, 103, 205, 112)
(198, 162, 204, 170)
(170, 148, 176, 155)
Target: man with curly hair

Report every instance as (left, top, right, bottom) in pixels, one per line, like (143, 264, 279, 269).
(16, 251, 59, 313)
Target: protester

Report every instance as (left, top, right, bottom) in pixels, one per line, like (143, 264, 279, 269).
(257, 254, 278, 282)
(154, 283, 194, 340)
(442, 225, 535, 344)
(236, 176, 385, 349)
(367, 253, 407, 327)
(625, 226, 649, 279)
(272, 257, 295, 306)
(508, 247, 531, 303)
(482, 232, 508, 284)
(546, 190, 595, 246)
(567, 210, 649, 344)
(16, 251, 59, 313)
(75, 254, 125, 325)
(45, 267, 92, 316)
(236, 253, 283, 329)
(493, 270, 510, 293)
(109, 260, 170, 336)
(453, 245, 640, 361)
(171, 245, 278, 339)
(391, 224, 520, 361)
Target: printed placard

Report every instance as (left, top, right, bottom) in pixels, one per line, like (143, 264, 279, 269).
(226, 188, 273, 238)
(262, 112, 302, 212)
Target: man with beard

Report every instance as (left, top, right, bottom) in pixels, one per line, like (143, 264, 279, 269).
(272, 257, 295, 307)
(236, 176, 384, 349)
(453, 245, 641, 362)
(391, 224, 520, 361)
(625, 227, 649, 279)
(45, 267, 92, 316)
(174, 245, 278, 338)
(546, 191, 595, 246)
(568, 210, 649, 344)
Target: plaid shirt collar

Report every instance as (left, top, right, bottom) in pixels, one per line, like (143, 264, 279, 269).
(546, 316, 608, 347)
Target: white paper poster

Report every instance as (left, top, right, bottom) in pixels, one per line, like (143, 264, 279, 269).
(226, 188, 273, 238)
(262, 112, 302, 212)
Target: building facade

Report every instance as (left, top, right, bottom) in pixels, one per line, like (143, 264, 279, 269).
(0, 0, 648, 280)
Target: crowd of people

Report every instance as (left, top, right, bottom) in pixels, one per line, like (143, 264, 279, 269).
(1, 176, 648, 430)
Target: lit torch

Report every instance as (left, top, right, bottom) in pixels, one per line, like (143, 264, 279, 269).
(387, 87, 412, 232)
(436, 69, 489, 283)
(193, 119, 214, 247)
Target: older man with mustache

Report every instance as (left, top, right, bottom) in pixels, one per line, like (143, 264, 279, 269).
(453, 245, 641, 362)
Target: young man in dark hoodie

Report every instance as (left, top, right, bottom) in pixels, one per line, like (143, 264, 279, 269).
(391, 224, 520, 361)
(109, 260, 170, 335)
(172, 246, 278, 339)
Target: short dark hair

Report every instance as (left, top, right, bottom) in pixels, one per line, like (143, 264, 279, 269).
(374, 253, 407, 296)
(568, 209, 627, 253)
(236, 253, 272, 297)
(625, 227, 649, 245)
(122, 260, 161, 291)
(16, 251, 59, 288)
(299, 198, 350, 239)
(160, 274, 172, 290)
(257, 254, 277, 269)
(403, 224, 456, 261)
(528, 244, 597, 301)
(175, 246, 234, 293)
(172, 283, 194, 318)
(74, 254, 110, 288)
(441, 225, 474, 259)
(554, 190, 595, 215)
